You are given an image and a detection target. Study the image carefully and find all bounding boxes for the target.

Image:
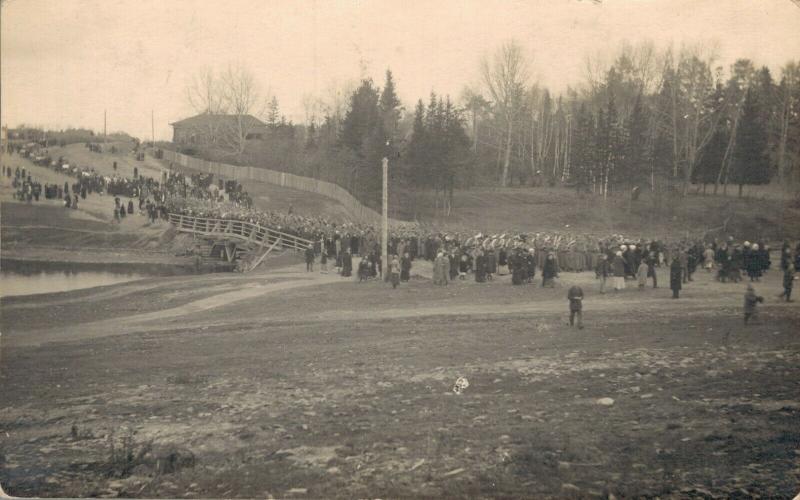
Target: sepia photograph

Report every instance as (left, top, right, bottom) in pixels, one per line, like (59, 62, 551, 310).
(1, 0, 800, 497)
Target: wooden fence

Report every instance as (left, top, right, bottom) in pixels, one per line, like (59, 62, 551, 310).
(160, 149, 398, 227)
(168, 213, 313, 252)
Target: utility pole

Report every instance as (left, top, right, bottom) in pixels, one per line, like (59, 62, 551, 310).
(104, 109, 107, 143)
(381, 156, 389, 281)
(151, 110, 155, 150)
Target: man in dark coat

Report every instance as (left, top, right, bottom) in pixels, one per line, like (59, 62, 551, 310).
(779, 262, 794, 302)
(448, 251, 459, 282)
(541, 253, 558, 288)
(305, 245, 315, 272)
(474, 250, 487, 283)
(400, 252, 412, 282)
(486, 248, 497, 280)
(341, 250, 352, 277)
(510, 249, 527, 286)
(670, 256, 683, 299)
(525, 249, 537, 283)
(567, 285, 584, 329)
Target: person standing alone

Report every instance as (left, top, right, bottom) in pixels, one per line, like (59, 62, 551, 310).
(305, 245, 315, 272)
(567, 285, 584, 329)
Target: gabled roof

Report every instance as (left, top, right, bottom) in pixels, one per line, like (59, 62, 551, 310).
(170, 114, 267, 129)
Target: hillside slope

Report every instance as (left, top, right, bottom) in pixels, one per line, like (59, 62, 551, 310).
(36, 144, 800, 240)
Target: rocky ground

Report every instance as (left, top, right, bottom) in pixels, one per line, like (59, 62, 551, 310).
(2, 258, 799, 498)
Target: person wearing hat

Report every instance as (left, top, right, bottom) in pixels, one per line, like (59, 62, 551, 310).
(567, 284, 584, 329)
(743, 283, 764, 324)
(669, 255, 683, 299)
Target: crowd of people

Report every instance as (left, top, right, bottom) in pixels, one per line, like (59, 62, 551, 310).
(5, 144, 797, 310)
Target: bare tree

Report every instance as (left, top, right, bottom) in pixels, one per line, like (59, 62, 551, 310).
(528, 85, 555, 182)
(676, 44, 723, 195)
(218, 64, 267, 161)
(481, 40, 529, 187)
(776, 61, 800, 186)
(301, 93, 324, 128)
(186, 67, 228, 146)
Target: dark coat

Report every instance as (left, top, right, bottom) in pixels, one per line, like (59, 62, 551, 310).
(543, 258, 558, 279)
(670, 260, 682, 291)
(567, 286, 584, 311)
(612, 255, 626, 277)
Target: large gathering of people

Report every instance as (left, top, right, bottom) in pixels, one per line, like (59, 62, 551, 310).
(4, 142, 798, 310)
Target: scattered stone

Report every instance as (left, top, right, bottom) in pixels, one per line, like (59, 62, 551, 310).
(286, 488, 308, 495)
(596, 398, 615, 406)
(453, 377, 469, 395)
(561, 483, 580, 492)
(444, 467, 465, 477)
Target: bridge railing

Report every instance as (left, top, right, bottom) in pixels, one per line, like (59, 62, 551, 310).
(168, 213, 313, 252)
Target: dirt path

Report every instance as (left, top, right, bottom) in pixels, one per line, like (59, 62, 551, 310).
(3, 261, 346, 347)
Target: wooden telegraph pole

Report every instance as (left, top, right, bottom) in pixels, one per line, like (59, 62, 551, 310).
(381, 156, 389, 281)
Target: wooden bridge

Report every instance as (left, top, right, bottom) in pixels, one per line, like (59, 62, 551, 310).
(168, 213, 313, 271)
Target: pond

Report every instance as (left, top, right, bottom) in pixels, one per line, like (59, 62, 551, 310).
(0, 269, 146, 297)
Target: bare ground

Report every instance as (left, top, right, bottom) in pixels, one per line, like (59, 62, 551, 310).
(2, 262, 799, 498)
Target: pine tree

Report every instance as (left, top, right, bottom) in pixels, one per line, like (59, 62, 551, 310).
(305, 122, 317, 150)
(621, 93, 648, 189)
(730, 88, 772, 196)
(379, 69, 401, 142)
(408, 101, 428, 185)
(340, 79, 381, 152)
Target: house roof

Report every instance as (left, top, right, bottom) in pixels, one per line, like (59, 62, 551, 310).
(170, 114, 267, 129)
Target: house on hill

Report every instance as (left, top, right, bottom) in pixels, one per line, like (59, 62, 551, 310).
(170, 114, 268, 146)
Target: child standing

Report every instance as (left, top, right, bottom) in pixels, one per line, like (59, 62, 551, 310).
(744, 284, 764, 324)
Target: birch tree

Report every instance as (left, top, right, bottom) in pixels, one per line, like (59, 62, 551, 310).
(481, 41, 529, 186)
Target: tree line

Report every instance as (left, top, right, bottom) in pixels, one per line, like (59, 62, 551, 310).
(180, 43, 800, 217)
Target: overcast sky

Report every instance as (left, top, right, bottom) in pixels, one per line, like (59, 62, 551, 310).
(2, 0, 799, 140)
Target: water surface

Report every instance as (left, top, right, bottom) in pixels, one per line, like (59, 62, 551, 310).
(0, 269, 145, 297)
